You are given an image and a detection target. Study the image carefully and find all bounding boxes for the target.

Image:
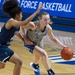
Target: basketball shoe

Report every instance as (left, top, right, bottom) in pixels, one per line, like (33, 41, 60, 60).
(47, 69, 55, 75)
(30, 62, 40, 72)
(30, 62, 40, 75)
(34, 70, 40, 75)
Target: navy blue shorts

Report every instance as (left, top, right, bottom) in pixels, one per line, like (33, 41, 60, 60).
(24, 43, 35, 53)
(0, 45, 14, 63)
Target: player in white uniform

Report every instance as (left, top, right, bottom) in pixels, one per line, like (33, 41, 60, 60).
(20, 12, 67, 75)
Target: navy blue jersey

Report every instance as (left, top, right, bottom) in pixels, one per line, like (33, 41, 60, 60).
(0, 24, 20, 45)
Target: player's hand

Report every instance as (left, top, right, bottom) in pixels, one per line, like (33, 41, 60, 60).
(23, 36, 33, 45)
(36, 4, 43, 13)
(63, 45, 67, 48)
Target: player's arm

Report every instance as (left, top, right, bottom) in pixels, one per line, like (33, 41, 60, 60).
(20, 26, 33, 45)
(15, 32, 24, 43)
(21, 21, 37, 30)
(47, 25, 66, 48)
(9, 4, 43, 27)
(20, 21, 37, 40)
(20, 21, 37, 44)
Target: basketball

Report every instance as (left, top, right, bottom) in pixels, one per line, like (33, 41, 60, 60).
(61, 47, 73, 60)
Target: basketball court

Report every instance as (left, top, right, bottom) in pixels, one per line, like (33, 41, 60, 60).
(0, 22, 75, 75)
(0, 0, 75, 75)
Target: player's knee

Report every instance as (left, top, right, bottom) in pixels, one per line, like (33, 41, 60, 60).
(15, 59, 22, 66)
(42, 51, 47, 58)
(18, 59, 22, 66)
(0, 64, 5, 69)
(1, 65, 5, 69)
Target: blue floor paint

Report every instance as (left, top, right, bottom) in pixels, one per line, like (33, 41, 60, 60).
(56, 60, 75, 65)
(48, 54, 75, 65)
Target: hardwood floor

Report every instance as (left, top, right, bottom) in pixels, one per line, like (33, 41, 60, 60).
(0, 39, 75, 75)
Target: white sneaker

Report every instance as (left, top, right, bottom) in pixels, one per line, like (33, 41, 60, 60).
(30, 62, 40, 72)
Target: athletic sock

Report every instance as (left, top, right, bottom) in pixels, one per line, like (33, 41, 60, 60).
(47, 68, 55, 75)
(33, 63, 39, 69)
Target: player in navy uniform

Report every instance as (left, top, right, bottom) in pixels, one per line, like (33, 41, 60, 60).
(0, 0, 42, 75)
(21, 12, 67, 75)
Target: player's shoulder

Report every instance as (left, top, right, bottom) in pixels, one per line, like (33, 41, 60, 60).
(6, 18, 17, 28)
(47, 24, 52, 30)
(7, 18, 16, 24)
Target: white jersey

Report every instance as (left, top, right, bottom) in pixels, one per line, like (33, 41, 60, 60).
(26, 21, 48, 46)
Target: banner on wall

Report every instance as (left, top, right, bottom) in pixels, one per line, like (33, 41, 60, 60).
(0, 0, 2, 10)
(0, 0, 75, 18)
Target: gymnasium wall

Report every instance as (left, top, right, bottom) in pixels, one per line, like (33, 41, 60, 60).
(0, 0, 75, 32)
(0, 11, 75, 32)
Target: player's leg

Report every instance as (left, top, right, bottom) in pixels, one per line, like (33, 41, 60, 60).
(0, 45, 10, 69)
(32, 46, 55, 75)
(33, 46, 50, 69)
(33, 54, 41, 64)
(24, 44, 55, 75)
(30, 55, 41, 75)
(9, 53, 22, 75)
(0, 45, 22, 75)
(0, 62, 5, 69)
(0, 52, 22, 75)
(30, 55, 40, 72)
(24, 44, 41, 74)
